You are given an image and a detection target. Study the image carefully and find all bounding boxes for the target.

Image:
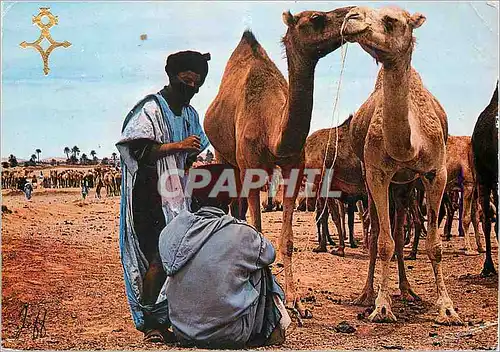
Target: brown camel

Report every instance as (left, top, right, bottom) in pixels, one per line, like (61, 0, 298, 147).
(342, 6, 461, 324)
(304, 115, 369, 255)
(408, 136, 485, 258)
(204, 7, 354, 318)
(471, 83, 498, 276)
(440, 136, 483, 254)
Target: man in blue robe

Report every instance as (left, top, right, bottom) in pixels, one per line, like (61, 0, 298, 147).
(116, 50, 210, 342)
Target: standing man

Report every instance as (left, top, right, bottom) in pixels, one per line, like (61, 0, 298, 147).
(116, 51, 210, 342)
(23, 179, 33, 201)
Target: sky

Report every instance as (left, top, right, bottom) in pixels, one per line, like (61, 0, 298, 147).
(1, 1, 498, 161)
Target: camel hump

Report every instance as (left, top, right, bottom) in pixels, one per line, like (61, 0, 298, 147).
(241, 30, 260, 50)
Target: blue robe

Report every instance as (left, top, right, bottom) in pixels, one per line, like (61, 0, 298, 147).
(116, 93, 208, 331)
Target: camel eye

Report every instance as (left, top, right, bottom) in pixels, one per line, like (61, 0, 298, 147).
(310, 14, 326, 30)
(383, 16, 397, 32)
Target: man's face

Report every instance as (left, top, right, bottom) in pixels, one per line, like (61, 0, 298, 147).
(171, 70, 203, 105)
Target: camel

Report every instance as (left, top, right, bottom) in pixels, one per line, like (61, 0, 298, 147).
(204, 7, 354, 318)
(471, 84, 498, 276)
(304, 115, 369, 255)
(440, 136, 483, 254)
(407, 136, 485, 259)
(342, 6, 461, 325)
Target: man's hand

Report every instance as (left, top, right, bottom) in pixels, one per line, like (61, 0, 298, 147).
(178, 135, 201, 153)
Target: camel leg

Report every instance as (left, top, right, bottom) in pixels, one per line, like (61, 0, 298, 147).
(354, 187, 378, 306)
(330, 199, 345, 257)
(444, 200, 454, 241)
(393, 186, 421, 302)
(492, 189, 499, 240)
(364, 168, 396, 323)
(313, 198, 328, 253)
(462, 185, 478, 255)
(280, 166, 310, 319)
(348, 201, 358, 248)
(315, 197, 336, 246)
(357, 200, 369, 251)
(405, 195, 419, 260)
(470, 195, 485, 252)
(479, 183, 497, 276)
(422, 168, 462, 325)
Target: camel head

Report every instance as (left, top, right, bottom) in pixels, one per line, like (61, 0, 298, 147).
(282, 6, 354, 61)
(341, 6, 426, 66)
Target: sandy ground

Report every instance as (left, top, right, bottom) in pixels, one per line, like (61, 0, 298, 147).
(1, 187, 498, 350)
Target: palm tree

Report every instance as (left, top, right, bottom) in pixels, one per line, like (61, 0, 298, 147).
(35, 149, 41, 163)
(80, 153, 88, 165)
(71, 146, 80, 158)
(90, 150, 97, 164)
(30, 154, 37, 164)
(111, 152, 117, 166)
(64, 146, 70, 160)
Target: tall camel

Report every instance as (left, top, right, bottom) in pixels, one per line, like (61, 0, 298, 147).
(471, 84, 498, 276)
(342, 6, 461, 325)
(204, 7, 354, 318)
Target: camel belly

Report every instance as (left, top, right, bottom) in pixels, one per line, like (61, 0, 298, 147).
(391, 169, 419, 184)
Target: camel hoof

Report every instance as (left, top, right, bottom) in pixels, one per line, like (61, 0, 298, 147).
(480, 265, 497, 277)
(368, 305, 397, 323)
(313, 246, 327, 253)
(330, 248, 345, 257)
(353, 290, 375, 306)
(435, 308, 463, 326)
(400, 289, 421, 302)
(404, 254, 417, 261)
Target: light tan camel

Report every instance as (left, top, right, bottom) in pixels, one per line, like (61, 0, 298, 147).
(204, 7, 354, 318)
(342, 6, 461, 325)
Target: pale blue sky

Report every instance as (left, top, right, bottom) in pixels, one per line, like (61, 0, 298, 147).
(1, 1, 498, 160)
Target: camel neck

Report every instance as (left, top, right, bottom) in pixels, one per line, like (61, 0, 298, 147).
(381, 63, 416, 161)
(276, 53, 317, 157)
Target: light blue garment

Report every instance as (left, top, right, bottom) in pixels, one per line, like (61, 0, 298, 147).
(116, 93, 209, 332)
(159, 206, 285, 347)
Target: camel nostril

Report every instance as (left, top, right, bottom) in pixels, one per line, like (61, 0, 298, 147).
(445, 309, 451, 316)
(381, 307, 387, 315)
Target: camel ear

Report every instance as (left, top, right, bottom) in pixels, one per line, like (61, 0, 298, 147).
(409, 13, 426, 29)
(202, 52, 211, 61)
(282, 11, 295, 27)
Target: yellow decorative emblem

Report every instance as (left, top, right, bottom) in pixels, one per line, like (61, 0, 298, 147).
(19, 8, 71, 75)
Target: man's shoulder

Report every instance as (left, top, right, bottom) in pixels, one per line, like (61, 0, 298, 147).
(185, 105, 199, 116)
(226, 220, 261, 237)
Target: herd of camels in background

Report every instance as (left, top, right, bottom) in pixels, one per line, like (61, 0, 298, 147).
(204, 5, 498, 325)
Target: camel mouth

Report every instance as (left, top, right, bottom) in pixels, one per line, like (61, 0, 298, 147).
(340, 25, 369, 42)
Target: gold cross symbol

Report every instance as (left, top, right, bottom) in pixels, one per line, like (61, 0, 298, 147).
(19, 8, 71, 75)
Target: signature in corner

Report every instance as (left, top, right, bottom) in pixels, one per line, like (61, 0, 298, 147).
(14, 303, 47, 339)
